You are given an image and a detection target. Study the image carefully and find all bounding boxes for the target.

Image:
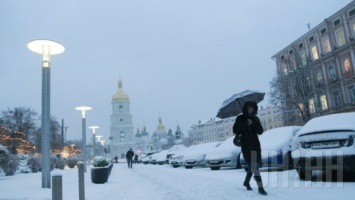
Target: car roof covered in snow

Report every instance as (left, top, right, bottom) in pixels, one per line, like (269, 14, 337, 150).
(259, 126, 301, 150)
(298, 112, 355, 136)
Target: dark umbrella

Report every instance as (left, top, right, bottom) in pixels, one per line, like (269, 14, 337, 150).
(216, 90, 265, 119)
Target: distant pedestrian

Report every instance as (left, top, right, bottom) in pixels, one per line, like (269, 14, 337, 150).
(114, 156, 118, 163)
(134, 154, 139, 164)
(126, 148, 134, 169)
(233, 101, 267, 195)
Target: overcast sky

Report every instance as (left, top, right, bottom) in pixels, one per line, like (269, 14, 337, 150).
(0, 0, 352, 141)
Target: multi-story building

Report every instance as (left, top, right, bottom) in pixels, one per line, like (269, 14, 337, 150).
(272, 1, 355, 125)
(109, 79, 135, 158)
(258, 106, 284, 131)
(188, 117, 234, 145)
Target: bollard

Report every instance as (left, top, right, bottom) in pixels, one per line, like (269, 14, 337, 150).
(78, 161, 85, 200)
(52, 174, 63, 200)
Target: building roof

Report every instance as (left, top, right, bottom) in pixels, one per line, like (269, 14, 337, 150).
(112, 79, 129, 101)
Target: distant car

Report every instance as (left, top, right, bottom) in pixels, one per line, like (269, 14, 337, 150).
(291, 112, 355, 180)
(150, 150, 169, 165)
(205, 136, 242, 170)
(156, 150, 171, 165)
(183, 142, 221, 169)
(141, 152, 157, 164)
(240, 126, 301, 171)
(170, 148, 189, 168)
(166, 144, 187, 162)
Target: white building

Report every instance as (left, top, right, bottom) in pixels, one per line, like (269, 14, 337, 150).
(109, 79, 135, 158)
(258, 106, 284, 131)
(188, 117, 234, 145)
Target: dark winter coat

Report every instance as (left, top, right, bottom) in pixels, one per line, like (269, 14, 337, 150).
(233, 101, 264, 164)
(126, 150, 134, 160)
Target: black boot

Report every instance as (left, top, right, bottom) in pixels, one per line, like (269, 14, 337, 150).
(254, 176, 267, 196)
(243, 172, 253, 190)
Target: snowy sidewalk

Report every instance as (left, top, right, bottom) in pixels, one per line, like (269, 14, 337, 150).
(0, 163, 353, 200)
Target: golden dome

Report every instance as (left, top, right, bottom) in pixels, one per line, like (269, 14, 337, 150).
(112, 79, 129, 101)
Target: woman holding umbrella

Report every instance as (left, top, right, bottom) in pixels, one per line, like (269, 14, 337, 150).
(233, 101, 267, 195)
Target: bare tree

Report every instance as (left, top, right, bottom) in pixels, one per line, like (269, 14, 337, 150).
(270, 47, 324, 125)
(0, 107, 38, 143)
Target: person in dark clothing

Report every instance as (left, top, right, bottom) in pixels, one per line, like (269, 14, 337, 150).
(126, 148, 134, 169)
(114, 156, 118, 163)
(134, 154, 139, 164)
(233, 101, 267, 195)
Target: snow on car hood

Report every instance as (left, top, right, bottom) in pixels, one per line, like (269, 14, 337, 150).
(298, 112, 355, 136)
(259, 126, 301, 151)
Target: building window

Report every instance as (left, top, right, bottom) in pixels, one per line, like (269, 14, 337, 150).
(120, 118, 123, 122)
(299, 50, 307, 66)
(335, 29, 346, 47)
(334, 19, 341, 27)
(311, 45, 319, 60)
(348, 85, 355, 104)
(350, 8, 355, 17)
(343, 58, 351, 73)
(290, 56, 297, 70)
(119, 105, 123, 111)
(328, 66, 337, 80)
(281, 63, 288, 75)
(309, 36, 315, 43)
(320, 28, 327, 35)
(352, 22, 355, 35)
(333, 91, 342, 108)
(120, 132, 125, 142)
(321, 36, 331, 54)
(320, 95, 328, 110)
(316, 71, 323, 83)
(299, 43, 304, 49)
(308, 99, 315, 113)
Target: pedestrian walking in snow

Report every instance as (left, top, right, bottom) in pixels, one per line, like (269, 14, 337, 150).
(134, 154, 139, 164)
(233, 101, 267, 195)
(126, 148, 134, 169)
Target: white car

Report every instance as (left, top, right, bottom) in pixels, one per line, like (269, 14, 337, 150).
(205, 136, 241, 170)
(166, 144, 186, 162)
(291, 112, 355, 180)
(169, 147, 189, 168)
(150, 150, 169, 165)
(240, 126, 301, 171)
(141, 151, 158, 164)
(183, 142, 221, 169)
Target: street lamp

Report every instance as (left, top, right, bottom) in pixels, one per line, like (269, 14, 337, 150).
(75, 106, 92, 172)
(28, 39, 64, 189)
(88, 126, 99, 157)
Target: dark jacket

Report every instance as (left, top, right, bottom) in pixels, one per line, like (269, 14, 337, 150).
(126, 150, 134, 160)
(233, 101, 263, 151)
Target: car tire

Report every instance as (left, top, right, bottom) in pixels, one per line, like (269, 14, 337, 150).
(297, 168, 312, 180)
(210, 167, 220, 170)
(185, 166, 193, 169)
(172, 165, 179, 168)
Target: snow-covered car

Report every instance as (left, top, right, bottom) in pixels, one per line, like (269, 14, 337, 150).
(291, 112, 355, 180)
(166, 144, 186, 162)
(169, 147, 189, 168)
(156, 150, 171, 165)
(150, 150, 169, 165)
(205, 136, 242, 170)
(183, 142, 221, 169)
(141, 152, 158, 164)
(240, 126, 301, 171)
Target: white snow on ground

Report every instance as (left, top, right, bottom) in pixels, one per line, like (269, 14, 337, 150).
(0, 162, 353, 200)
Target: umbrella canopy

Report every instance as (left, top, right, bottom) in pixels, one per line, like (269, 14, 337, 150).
(216, 90, 265, 119)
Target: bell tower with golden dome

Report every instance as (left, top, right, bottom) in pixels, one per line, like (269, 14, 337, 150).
(110, 79, 134, 159)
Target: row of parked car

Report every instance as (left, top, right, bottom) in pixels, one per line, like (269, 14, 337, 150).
(138, 112, 355, 180)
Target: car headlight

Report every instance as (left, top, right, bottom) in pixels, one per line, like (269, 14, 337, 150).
(300, 142, 311, 149)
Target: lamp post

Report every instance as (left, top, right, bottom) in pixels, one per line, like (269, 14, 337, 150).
(95, 135, 103, 156)
(75, 106, 92, 172)
(88, 126, 99, 157)
(28, 39, 64, 188)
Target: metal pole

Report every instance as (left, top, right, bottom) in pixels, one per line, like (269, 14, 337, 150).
(82, 118, 87, 173)
(78, 161, 85, 200)
(42, 64, 51, 188)
(52, 174, 63, 200)
(93, 133, 96, 157)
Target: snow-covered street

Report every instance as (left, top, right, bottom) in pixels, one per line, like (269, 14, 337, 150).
(0, 162, 354, 200)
